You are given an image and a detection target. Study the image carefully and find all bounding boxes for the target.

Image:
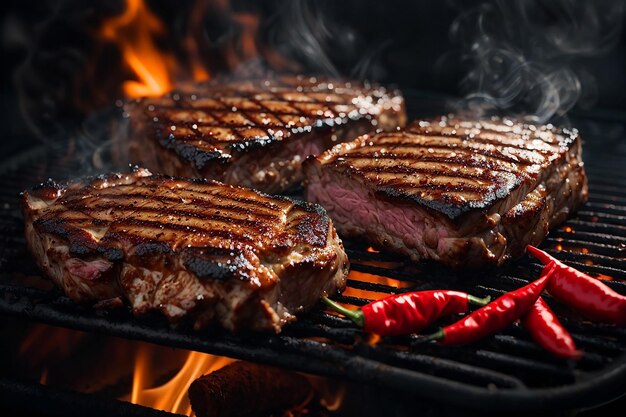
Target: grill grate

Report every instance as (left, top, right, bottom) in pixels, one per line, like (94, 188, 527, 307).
(1, 113, 625, 412)
(0, 378, 181, 417)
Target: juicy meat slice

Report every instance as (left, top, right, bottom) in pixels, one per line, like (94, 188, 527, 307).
(22, 168, 349, 332)
(303, 116, 588, 269)
(125, 74, 406, 193)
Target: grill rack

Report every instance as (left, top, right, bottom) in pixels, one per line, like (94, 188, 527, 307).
(1, 112, 626, 413)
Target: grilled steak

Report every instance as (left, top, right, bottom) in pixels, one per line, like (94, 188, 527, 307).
(125, 74, 406, 193)
(22, 168, 348, 332)
(304, 116, 588, 269)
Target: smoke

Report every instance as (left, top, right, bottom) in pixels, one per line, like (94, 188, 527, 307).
(10, 1, 130, 141)
(266, 0, 386, 80)
(449, 0, 625, 123)
(267, 0, 340, 77)
(9, 0, 375, 142)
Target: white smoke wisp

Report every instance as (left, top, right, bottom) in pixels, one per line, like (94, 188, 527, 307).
(268, 0, 386, 80)
(268, 0, 341, 77)
(450, 0, 624, 123)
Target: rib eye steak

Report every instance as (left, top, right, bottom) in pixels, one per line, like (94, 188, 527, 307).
(22, 168, 348, 332)
(303, 116, 588, 269)
(125, 74, 406, 193)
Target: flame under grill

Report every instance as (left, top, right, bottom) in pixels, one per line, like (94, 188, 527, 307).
(0, 102, 625, 414)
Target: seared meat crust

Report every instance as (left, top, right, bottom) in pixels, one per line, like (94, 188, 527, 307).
(23, 168, 348, 332)
(125, 74, 406, 193)
(304, 116, 587, 268)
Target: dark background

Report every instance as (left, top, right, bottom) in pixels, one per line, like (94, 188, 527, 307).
(1, 0, 625, 154)
(0, 1, 625, 416)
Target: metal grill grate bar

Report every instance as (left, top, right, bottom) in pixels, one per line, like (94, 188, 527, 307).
(589, 184, 626, 198)
(0, 378, 181, 417)
(1, 121, 626, 412)
(547, 231, 626, 246)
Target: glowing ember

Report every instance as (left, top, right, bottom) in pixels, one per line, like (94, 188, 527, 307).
(366, 246, 380, 253)
(342, 271, 413, 301)
(130, 347, 234, 414)
(366, 333, 382, 346)
(595, 274, 615, 281)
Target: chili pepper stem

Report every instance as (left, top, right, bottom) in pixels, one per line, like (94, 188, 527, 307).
(322, 297, 365, 327)
(468, 295, 491, 307)
(422, 328, 445, 342)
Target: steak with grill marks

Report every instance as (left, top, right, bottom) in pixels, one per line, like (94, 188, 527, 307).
(303, 116, 588, 269)
(124, 74, 406, 193)
(22, 168, 348, 332)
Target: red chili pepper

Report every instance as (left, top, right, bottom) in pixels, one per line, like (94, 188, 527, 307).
(527, 245, 626, 326)
(322, 290, 491, 336)
(522, 297, 582, 360)
(425, 266, 553, 345)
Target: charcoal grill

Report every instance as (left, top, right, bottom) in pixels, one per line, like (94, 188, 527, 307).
(1, 99, 625, 415)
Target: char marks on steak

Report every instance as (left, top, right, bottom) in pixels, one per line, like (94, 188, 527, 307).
(304, 116, 588, 268)
(125, 74, 406, 193)
(22, 168, 349, 332)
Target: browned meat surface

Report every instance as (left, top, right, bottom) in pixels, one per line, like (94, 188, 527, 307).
(304, 116, 588, 269)
(22, 168, 348, 332)
(125, 74, 406, 193)
(189, 361, 313, 417)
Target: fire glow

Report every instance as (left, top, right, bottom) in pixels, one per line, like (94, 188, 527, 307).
(18, 324, 234, 415)
(129, 346, 234, 414)
(341, 270, 413, 302)
(16, 324, 350, 415)
(99, 0, 209, 98)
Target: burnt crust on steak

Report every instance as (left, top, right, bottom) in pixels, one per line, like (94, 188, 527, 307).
(22, 168, 349, 332)
(303, 115, 588, 269)
(124, 74, 406, 193)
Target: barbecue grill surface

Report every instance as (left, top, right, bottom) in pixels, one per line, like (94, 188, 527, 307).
(1, 101, 625, 412)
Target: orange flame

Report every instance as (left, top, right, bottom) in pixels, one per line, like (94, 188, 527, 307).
(129, 346, 234, 414)
(97, 0, 299, 99)
(99, 0, 184, 97)
(342, 271, 413, 301)
(184, 0, 211, 82)
(595, 273, 615, 281)
(320, 384, 346, 411)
